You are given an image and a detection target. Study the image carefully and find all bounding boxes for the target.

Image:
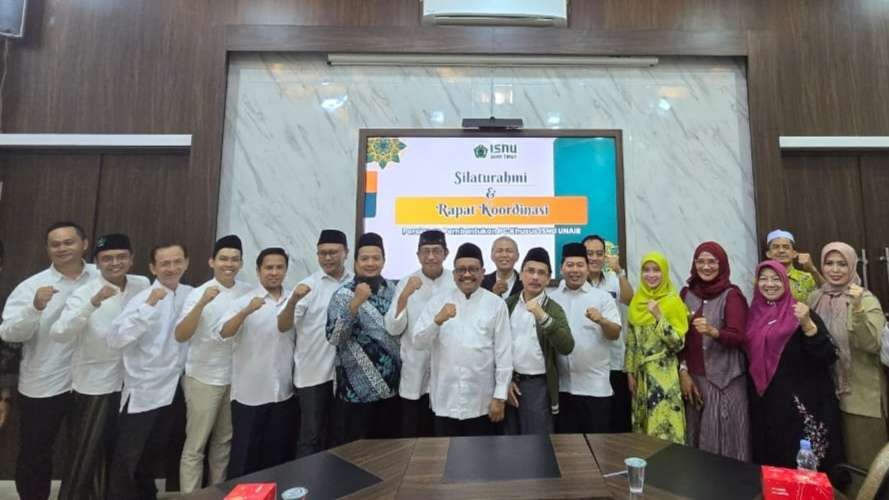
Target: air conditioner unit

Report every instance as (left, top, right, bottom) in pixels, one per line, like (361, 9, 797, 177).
(422, 0, 568, 28)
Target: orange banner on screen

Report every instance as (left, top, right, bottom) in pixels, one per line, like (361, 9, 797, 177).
(365, 171, 378, 193)
(395, 196, 587, 225)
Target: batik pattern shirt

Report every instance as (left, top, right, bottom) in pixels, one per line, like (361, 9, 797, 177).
(326, 279, 400, 403)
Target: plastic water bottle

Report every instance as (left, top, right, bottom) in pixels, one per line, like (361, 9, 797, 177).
(796, 439, 818, 471)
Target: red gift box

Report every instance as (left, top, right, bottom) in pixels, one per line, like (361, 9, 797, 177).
(761, 465, 833, 500)
(224, 483, 277, 500)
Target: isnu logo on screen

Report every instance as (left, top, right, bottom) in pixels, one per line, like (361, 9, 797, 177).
(473, 143, 517, 160)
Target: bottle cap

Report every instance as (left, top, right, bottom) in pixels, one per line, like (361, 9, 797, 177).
(800, 439, 811, 450)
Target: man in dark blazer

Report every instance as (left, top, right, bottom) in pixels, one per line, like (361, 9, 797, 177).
(481, 236, 523, 299)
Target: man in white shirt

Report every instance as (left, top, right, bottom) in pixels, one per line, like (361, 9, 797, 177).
(278, 229, 351, 457)
(549, 242, 621, 433)
(174, 235, 251, 492)
(504, 247, 573, 435)
(582, 234, 633, 432)
(50, 233, 149, 500)
(385, 230, 455, 438)
(107, 243, 192, 500)
(414, 243, 512, 437)
(219, 247, 296, 477)
(481, 236, 524, 299)
(0, 221, 95, 500)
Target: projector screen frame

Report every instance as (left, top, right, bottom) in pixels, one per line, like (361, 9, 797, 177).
(356, 128, 626, 277)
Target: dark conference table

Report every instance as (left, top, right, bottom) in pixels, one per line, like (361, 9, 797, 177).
(181, 433, 841, 499)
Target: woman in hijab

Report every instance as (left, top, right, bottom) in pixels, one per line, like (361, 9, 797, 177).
(626, 252, 689, 444)
(808, 242, 887, 472)
(746, 261, 844, 479)
(679, 242, 750, 460)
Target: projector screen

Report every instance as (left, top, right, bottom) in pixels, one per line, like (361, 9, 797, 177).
(358, 130, 624, 280)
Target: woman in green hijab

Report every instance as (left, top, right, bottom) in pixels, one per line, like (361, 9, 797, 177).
(625, 252, 690, 444)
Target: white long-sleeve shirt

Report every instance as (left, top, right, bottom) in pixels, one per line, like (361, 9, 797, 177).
(50, 274, 150, 395)
(289, 269, 352, 389)
(108, 281, 193, 413)
(414, 287, 512, 420)
(548, 281, 621, 397)
(0, 263, 96, 397)
(590, 270, 627, 371)
(217, 286, 294, 406)
(384, 268, 456, 400)
(177, 279, 252, 386)
(510, 292, 547, 376)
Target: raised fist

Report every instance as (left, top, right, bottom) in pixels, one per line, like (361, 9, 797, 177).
(245, 296, 265, 314)
(435, 303, 457, 325)
(146, 288, 168, 306)
(33, 286, 58, 311)
(647, 300, 662, 320)
(293, 284, 311, 302)
(606, 254, 622, 273)
(91, 286, 119, 307)
(585, 306, 603, 323)
(692, 317, 718, 338)
(200, 286, 221, 306)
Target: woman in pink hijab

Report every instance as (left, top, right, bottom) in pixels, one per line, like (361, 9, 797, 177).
(808, 242, 887, 473)
(745, 260, 845, 482)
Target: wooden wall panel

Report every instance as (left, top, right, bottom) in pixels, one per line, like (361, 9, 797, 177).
(92, 153, 196, 281)
(859, 155, 889, 310)
(779, 156, 867, 257)
(0, 154, 101, 301)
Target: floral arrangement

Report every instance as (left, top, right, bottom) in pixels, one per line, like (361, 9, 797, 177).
(794, 395, 829, 462)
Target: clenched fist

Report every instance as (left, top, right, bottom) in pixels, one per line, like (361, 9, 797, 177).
(647, 300, 662, 321)
(353, 283, 372, 302)
(404, 276, 422, 295)
(199, 286, 221, 306)
(797, 252, 816, 272)
(245, 296, 265, 314)
(349, 283, 372, 314)
(847, 283, 865, 310)
(33, 286, 58, 311)
(793, 302, 817, 336)
(91, 285, 119, 307)
(292, 283, 311, 302)
(146, 288, 168, 307)
(692, 317, 719, 338)
(525, 295, 545, 320)
(492, 279, 509, 296)
(585, 306, 603, 323)
(434, 303, 457, 325)
(606, 254, 622, 273)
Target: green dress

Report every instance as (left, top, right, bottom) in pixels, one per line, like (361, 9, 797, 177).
(625, 317, 686, 444)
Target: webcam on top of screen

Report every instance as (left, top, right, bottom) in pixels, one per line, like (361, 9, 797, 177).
(461, 117, 524, 130)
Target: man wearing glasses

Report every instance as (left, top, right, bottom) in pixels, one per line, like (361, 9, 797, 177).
(385, 230, 455, 437)
(414, 243, 512, 436)
(278, 229, 352, 456)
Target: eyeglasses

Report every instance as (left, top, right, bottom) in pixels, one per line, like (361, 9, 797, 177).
(454, 266, 481, 275)
(418, 248, 445, 257)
